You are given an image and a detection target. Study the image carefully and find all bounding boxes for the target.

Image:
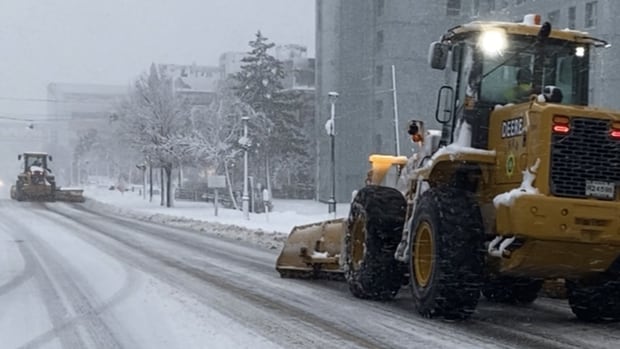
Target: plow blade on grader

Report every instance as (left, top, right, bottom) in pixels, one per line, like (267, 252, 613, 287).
(276, 218, 346, 279)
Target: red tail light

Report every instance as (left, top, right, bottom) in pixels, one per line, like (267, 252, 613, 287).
(552, 124, 570, 134)
(552, 115, 570, 134)
(611, 121, 620, 139)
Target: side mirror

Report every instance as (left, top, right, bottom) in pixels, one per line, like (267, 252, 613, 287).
(428, 42, 449, 70)
(48, 155, 53, 161)
(18, 154, 22, 161)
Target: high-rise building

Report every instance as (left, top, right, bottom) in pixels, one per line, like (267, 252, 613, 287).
(316, 0, 620, 203)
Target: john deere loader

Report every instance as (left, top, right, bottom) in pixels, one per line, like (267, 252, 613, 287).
(10, 152, 85, 203)
(276, 15, 620, 321)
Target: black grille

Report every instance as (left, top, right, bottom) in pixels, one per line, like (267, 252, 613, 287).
(550, 118, 620, 199)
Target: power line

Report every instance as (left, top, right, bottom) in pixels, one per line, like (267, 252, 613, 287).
(0, 96, 116, 104)
(0, 115, 108, 122)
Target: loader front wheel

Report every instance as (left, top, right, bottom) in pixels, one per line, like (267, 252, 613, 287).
(409, 187, 485, 320)
(566, 277, 620, 322)
(15, 181, 25, 202)
(482, 276, 543, 304)
(344, 186, 407, 300)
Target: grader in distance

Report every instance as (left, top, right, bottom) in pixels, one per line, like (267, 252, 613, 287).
(276, 15, 620, 321)
(10, 152, 85, 203)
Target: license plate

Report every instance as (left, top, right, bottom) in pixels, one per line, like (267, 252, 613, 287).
(585, 180, 615, 199)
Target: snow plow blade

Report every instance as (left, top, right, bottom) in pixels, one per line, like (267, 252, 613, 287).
(275, 218, 345, 279)
(54, 188, 85, 203)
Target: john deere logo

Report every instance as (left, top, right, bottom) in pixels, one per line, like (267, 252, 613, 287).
(506, 153, 516, 177)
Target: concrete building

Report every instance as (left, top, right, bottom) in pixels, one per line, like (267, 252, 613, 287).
(158, 63, 219, 106)
(316, 0, 620, 203)
(219, 52, 247, 79)
(46, 83, 129, 185)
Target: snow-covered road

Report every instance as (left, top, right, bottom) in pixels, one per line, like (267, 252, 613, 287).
(1, 199, 619, 349)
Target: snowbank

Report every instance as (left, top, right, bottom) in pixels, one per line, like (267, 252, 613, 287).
(83, 186, 350, 251)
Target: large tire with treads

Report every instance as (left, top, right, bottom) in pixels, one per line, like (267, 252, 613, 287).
(482, 276, 543, 304)
(409, 186, 485, 320)
(343, 185, 407, 300)
(566, 278, 620, 322)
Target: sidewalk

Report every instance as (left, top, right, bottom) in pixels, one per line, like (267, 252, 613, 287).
(83, 186, 350, 236)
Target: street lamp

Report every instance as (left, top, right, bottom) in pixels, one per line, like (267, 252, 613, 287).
(239, 116, 251, 220)
(326, 91, 339, 217)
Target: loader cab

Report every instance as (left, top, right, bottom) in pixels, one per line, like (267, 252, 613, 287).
(19, 153, 51, 172)
(429, 15, 605, 149)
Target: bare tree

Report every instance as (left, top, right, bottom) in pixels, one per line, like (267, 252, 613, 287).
(118, 63, 191, 207)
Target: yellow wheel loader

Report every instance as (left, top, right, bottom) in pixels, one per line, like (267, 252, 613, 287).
(276, 15, 620, 321)
(10, 152, 85, 203)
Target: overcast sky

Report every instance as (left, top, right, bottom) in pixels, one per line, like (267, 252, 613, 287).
(0, 0, 315, 115)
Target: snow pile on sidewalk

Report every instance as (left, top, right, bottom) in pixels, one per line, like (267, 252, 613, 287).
(83, 186, 349, 250)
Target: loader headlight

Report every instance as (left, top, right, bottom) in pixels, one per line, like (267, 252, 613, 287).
(0, 179, 4, 187)
(479, 29, 507, 56)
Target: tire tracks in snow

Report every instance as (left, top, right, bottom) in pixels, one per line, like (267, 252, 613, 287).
(42, 204, 384, 349)
(77, 201, 620, 349)
(0, 202, 131, 349)
(0, 222, 35, 297)
(46, 203, 508, 349)
(47, 202, 620, 349)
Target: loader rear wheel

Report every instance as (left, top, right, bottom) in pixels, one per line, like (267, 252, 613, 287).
(344, 185, 407, 300)
(482, 276, 543, 304)
(409, 187, 484, 320)
(566, 277, 620, 322)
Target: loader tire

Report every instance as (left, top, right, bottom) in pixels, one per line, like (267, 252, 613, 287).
(15, 182, 25, 202)
(482, 276, 543, 304)
(566, 278, 620, 322)
(344, 185, 407, 300)
(409, 186, 484, 320)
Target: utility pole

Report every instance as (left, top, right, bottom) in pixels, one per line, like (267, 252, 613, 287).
(391, 65, 401, 156)
(241, 116, 250, 220)
(327, 91, 339, 218)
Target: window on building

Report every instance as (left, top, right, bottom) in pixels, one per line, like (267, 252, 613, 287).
(568, 6, 576, 29)
(374, 134, 383, 153)
(487, 0, 495, 12)
(375, 65, 384, 86)
(500, 0, 509, 9)
(376, 30, 384, 52)
(547, 10, 560, 27)
(516, 0, 525, 5)
(377, 0, 385, 16)
(375, 99, 384, 119)
(472, 0, 480, 16)
(585, 1, 597, 28)
(446, 0, 461, 16)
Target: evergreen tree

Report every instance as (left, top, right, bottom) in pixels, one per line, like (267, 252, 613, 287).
(233, 31, 312, 196)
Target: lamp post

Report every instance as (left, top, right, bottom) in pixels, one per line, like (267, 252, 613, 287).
(327, 91, 339, 217)
(240, 116, 251, 220)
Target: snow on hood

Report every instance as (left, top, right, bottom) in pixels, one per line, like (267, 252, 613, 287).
(29, 165, 45, 173)
(493, 158, 542, 208)
(494, 103, 515, 110)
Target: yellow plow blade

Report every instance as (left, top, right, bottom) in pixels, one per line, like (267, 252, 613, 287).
(276, 218, 345, 279)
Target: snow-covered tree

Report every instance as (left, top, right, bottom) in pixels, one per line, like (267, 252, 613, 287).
(117, 63, 191, 207)
(233, 31, 313, 196)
